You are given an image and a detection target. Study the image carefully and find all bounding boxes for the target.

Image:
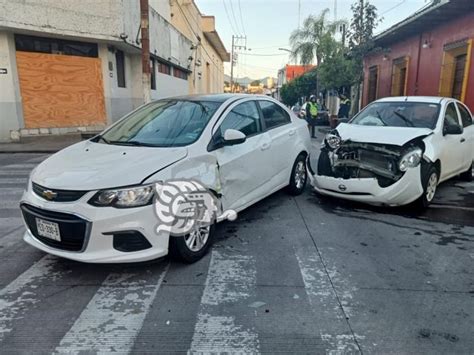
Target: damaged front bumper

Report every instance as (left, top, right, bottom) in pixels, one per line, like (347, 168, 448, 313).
(309, 166, 424, 206)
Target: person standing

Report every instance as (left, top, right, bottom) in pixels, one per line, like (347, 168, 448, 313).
(338, 93, 351, 119)
(306, 95, 318, 138)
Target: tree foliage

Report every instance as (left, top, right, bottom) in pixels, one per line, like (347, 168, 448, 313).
(280, 69, 318, 106)
(250, 80, 261, 86)
(290, 9, 345, 65)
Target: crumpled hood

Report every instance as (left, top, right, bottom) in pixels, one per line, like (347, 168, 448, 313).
(32, 141, 187, 190)
(335, 123, 433, 146)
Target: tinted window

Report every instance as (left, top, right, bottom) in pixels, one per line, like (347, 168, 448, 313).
(219, 101, 261, 137)
(259, 101, 291, 129)
(100, 100, 221, 147)
(351, 102, 440, 129)
(444, 102, 461, 128)
(116, 50, 126, 88)
(457, 103, 473, 127)
(15, 34, 98, 58)
(150, 57, 156, 90)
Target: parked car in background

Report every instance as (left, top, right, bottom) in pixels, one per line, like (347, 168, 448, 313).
(311, 97, 473, 208)
(300, 102, 330, 125)
(21, 94, 311, 264)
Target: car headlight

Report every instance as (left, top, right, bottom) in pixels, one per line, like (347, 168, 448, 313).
(399, 148, 423, 172)
(325, 133, 341, 150)
(89, 184, 155, 208)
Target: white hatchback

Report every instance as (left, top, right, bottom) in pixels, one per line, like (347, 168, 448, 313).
(312, 97, 474, 208)
(21, 94, 311, 263)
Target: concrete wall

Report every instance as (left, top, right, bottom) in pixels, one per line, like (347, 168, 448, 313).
(152, 72, 189, 100)
(0, 32, 23, 142)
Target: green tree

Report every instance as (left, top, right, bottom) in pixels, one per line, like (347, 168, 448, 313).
(347, 0, 381, 112)
(280, 69, 318, 106)
(250, 80, 261, 86)
(290, 9, 345, 65)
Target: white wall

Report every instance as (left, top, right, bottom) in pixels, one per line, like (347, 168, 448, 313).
(151, 72, 189, 100)
(0, 32, 23, 142)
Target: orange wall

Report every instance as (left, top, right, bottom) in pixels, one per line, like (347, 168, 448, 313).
(16, 51, 107, 129)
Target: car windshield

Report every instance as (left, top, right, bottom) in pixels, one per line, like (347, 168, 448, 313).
(98, 100, 221, 147)
(350, 102, 441, 129)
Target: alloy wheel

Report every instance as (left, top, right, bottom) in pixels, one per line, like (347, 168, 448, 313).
(184, 225, 210, 252)
(425, 172, 438, 202)
(294, 161, 307, 189)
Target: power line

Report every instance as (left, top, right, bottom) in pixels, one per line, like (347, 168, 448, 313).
(381, 0, 406, 15)
(237, 0, 246, 36)
(229, 0, 243, 35)
(223, 0, 240, 35)
(237, 52, 287, 57)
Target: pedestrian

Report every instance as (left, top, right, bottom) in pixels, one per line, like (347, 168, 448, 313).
(306, 95, 318, 138)
(338, 93, 351, 119)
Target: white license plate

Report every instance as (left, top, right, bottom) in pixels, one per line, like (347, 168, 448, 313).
(36, 218, 61, 241)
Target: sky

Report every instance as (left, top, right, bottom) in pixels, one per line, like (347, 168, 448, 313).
(195, 0, 430, 80)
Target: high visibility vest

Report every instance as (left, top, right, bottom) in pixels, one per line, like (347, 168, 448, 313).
(308, 102, 318, 117)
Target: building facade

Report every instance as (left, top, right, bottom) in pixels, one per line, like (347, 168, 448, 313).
(0, 0, 228, 142)
(362, 0, 474, 110)
(170, 0, 229, 95)
(276, 64, 316, 101)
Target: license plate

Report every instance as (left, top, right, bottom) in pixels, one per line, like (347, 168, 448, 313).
(36, 218, 61, 241)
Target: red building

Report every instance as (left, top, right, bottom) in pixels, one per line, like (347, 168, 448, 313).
(363, 0, 474, 110)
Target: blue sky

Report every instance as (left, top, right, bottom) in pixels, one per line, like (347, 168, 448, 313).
(195, 0, 430, 79)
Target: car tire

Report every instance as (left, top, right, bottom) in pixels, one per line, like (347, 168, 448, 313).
(287, 154, 307, 195)
(415, 165, 439, 209)
(460, 162, 473, 182)
(169, 224, 215, 263)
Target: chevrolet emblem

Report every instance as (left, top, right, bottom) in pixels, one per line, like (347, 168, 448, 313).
(42, 190, 58, 200)
(338, 184, 347, 192)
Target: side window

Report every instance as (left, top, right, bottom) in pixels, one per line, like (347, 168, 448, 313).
(444, 102, 461, 128)
(457, 103, 473, 127)
(259, 101, 291, 129)
(219, 101, 261, 137)
(115, 50, 126, 88)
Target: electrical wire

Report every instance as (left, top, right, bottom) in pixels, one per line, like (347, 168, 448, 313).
(223, 0, 240, 35)
(229, 0, 243, 35)
(237, 0, 247, 36)
(381, 0, 406, 15)
(237, 52, 287, 57)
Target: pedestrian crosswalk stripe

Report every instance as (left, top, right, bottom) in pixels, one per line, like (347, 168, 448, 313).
(0, 178, 27, 184)
(0, 255, 70, 342)
(0, 188, 23, 195)
(0, 170, 33, 176)
(0, 224, 25, 252)
(0, 200, 21, 210)
(189, 250, 259, 353)
(55, 264, 170, 354)
(2, 163, 37, 169)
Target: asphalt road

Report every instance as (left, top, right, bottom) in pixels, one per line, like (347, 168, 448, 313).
(0, 151, 473, 354)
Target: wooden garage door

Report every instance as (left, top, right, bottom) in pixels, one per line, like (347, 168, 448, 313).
(16, 51, 106, 129)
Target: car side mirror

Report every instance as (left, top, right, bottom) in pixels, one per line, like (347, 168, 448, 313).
(443, 124, 463, 136)
(223, 129, 246, 146)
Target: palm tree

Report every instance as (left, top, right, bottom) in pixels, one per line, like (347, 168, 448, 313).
(290, 9, 345, 65)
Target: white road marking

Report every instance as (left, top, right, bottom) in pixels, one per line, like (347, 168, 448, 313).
(55, 264, 169, 354)
(0, 225, 25, 251)
(0, 170, 33, 176)
(0, 255, 70, 342)
(0, 178, 28, 184)
(0, 200, 21, 210)
(189, 250, 259, 353)
(0, 188, 24, 195)
(1, 163, 37, 169)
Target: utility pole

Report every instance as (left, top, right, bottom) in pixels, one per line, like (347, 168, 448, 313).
(230, 35, 235, 93)
(230, 35, 246, 93)
(140, 0, 151, 103)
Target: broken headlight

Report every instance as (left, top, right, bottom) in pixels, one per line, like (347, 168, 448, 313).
(325, 133, 341, 150)
(398, 148, 423, 172)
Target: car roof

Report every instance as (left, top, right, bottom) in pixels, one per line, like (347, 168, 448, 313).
(160, 93, 255, 103)
(375, 96, 451, 104)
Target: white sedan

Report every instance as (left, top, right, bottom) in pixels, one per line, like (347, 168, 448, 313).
(20, 94, 311, 263)
(311, 97, 473, 208)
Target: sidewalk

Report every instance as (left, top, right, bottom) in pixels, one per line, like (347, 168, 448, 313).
(0, 133, 91, 153)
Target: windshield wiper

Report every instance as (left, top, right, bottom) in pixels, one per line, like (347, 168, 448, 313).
(95, 135, 110, 144)
(393, 111, 415, 127)
(375, 111, 388, 126)
(108, 140, 158, 147)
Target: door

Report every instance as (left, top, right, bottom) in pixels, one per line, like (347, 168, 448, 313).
(212, 100, 272, 211)
(258, 100, 294, 186)
(456, 102, 474, 169)
(440, 102, 464, 179)
(452, 54, 467, 100)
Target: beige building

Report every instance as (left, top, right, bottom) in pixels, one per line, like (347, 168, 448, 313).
(170, 0, 230, 94)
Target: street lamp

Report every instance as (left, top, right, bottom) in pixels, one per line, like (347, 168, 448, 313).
(278, 48, 296, 65)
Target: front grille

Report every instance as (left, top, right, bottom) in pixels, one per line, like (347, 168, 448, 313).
(359, 150, 394, 171)
(32, 182, 88, 202)
(20, 203, 90, 252)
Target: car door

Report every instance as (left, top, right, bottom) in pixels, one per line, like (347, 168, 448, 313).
(257, 100, 295, 187)
(210, 100, 272, 211)
(439, 101, 464, 179)
(456, 102, 474, 169)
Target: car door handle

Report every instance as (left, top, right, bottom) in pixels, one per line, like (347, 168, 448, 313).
(461, 138, 466, 143)
(261, 142, 271, 151)
(289, 129, 296, 136)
